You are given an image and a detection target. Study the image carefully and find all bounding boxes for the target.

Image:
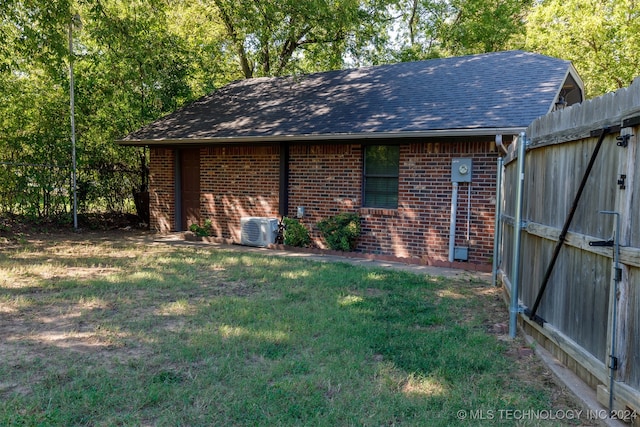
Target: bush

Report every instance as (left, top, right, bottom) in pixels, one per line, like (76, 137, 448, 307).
(282, 217, 311, 247)
(189, 219, 212, 237)
(317, 213, 361, 251)
(282, 217, 311, 248)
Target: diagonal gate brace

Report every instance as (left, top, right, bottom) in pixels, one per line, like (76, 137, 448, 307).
(527, 126, 620, 325)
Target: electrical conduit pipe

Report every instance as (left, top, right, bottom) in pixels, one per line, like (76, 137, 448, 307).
(448, 182, 459, 262)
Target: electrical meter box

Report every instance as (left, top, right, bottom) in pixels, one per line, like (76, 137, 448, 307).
(451, 158, 473, 183)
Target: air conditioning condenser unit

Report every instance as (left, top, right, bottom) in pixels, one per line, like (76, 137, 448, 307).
(240, 217, 278, 247)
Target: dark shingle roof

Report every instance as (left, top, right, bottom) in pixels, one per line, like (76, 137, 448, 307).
(121, 50, 575, 143)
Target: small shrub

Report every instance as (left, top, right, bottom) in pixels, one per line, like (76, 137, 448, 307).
(189, 219, 212, 237)
(282, 217, 311, 247)
(317, 213, 361, 251)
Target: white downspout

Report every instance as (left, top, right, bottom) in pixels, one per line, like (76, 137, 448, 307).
(492, 157, 504, 287)
(448, 182, 459, 262)
(495, 134, 508, 155)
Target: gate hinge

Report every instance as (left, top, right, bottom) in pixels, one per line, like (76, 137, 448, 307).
(622, 115, 640, 128)
(589, 239, 614, 247)
(616, 134, 632, 148)
(618, 174, 627, 189)
(609, 355, 619, 371)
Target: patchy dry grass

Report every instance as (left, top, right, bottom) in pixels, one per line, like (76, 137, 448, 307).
(0, 231, 592, 426)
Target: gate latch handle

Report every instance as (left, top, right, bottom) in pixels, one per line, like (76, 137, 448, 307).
(589, 240, 614, 247)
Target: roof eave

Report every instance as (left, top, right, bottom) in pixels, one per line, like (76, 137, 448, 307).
(116, 127, 527, 146)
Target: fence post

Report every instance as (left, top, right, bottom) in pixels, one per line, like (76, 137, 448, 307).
(509, 133, 526, 338)
(608, 125, 637, 396)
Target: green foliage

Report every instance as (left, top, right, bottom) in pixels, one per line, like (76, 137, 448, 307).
(363, 0, 531, 63)
(317, 212, 361, 251)
(437, 0, 532, 55)
(189, 219, 212, 237)
(211, 0, 367, 77)
(523, 0, 640, 97)
(282, 217, 310, 247)
(0, 0, 203, 219)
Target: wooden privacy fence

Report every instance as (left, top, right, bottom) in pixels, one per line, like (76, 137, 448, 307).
(498, 77, 640, 417)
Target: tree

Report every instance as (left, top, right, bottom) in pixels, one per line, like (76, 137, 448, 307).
(524, 0, 640, 97)
(375, 0, 530, 62)
(0, 0, 203, 217)
(3, 0, 635, 222)
(0, 0, 75, 217)
(72, 0, 199, 213)
(439, 0, 532, 55)
(209, 0, 371, 77)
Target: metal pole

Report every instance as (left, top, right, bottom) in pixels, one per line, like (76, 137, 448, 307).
(69, 20, 78, 230)
(510, 133, 526, 338)
(492, 157, 504, 287)
(448, 182, 459, 262)
(600, 210, 620, 415)
(466, 183, 471, 242)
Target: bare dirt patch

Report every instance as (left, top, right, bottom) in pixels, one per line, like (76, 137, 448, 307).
(1, 230, 165, 391)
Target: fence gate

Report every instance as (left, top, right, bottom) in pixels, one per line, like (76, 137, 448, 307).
(497, 78, 640, 420)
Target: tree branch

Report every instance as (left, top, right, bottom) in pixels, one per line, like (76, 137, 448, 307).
(213, 0, 253, 78)
(409, 0, 419, 45)
(275, 25, 346, 75)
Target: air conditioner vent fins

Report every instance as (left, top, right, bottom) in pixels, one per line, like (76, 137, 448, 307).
(240, 217, 278, 247)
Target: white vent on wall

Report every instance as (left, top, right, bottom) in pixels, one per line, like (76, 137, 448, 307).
(240, 217, 279, 247)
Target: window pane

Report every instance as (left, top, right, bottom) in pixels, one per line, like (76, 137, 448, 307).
(364, 177, 398, 208)
(365, 145, 399, 176)
(364, 145, 399, 209)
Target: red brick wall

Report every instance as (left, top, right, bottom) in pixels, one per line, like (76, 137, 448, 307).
(357, 141, 498, 264)
(288, 144, 362, 241)
(148, 140, 498, 266)
(149, 148, 175, 233)
(200, 145, 280, 241)
(288, 141, 498, 265)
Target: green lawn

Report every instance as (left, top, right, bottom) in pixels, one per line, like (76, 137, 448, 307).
(0, 233, 585, 426)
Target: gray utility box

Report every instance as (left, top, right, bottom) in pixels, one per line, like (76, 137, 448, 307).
(454, 246, 469, 261)
(451, 158, 473, 183)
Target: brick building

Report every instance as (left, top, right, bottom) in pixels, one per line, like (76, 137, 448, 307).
(119, 51, 583, 269)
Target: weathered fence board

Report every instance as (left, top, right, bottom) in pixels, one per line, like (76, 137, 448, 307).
(628, 131, 640, 248)
(499, 77, 640, 411)
(626, 267, 640, 387)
